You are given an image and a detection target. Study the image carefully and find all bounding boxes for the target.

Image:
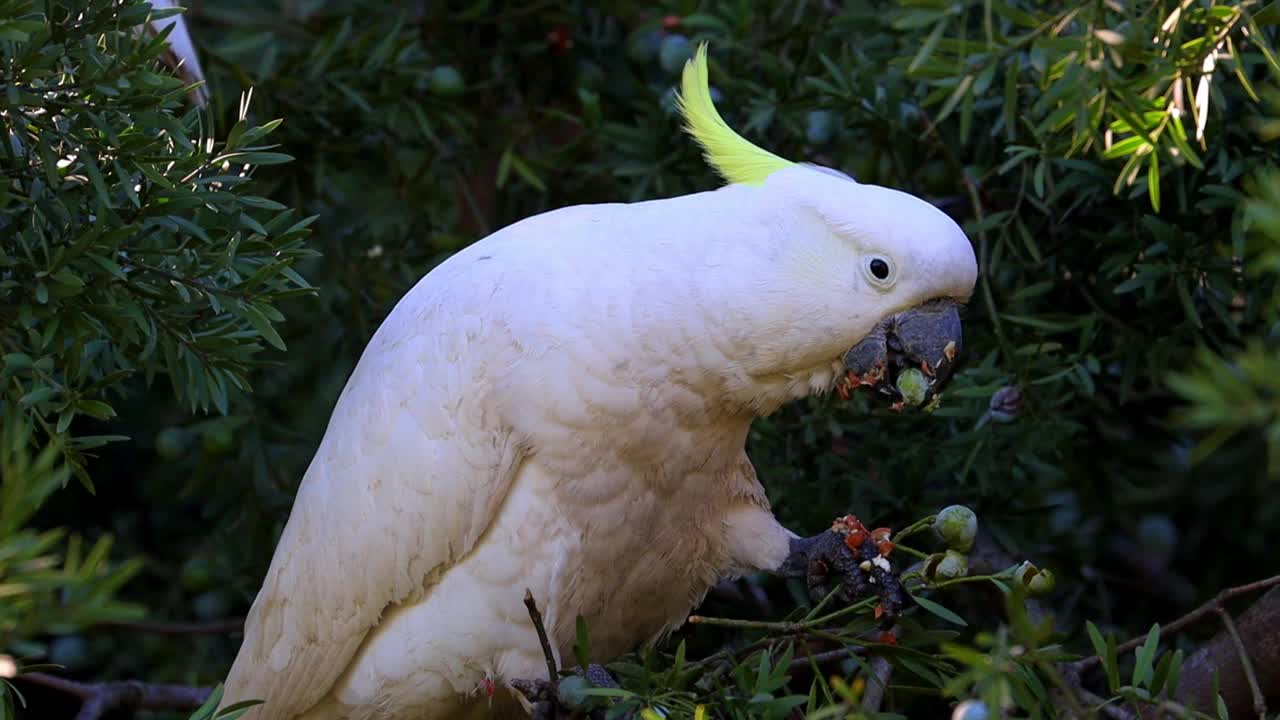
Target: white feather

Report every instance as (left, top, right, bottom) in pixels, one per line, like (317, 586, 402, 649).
(222, 166, 976, 720)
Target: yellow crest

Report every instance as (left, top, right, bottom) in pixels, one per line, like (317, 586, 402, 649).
(676, 43, 794, 186)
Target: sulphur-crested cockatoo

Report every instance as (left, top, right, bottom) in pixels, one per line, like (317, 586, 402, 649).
(220, 44, 977, 720)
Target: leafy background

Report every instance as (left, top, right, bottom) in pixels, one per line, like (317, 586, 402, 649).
(4, 0, 1280, 718)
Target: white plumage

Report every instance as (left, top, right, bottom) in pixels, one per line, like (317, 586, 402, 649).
(219, 167, 976, 719)
(127, 17, 975, 720)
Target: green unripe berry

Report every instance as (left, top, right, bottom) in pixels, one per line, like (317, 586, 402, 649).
(49, 635, 90, 669)
(428, 66, 465, 97)
(201, 426, 234, 455)
(805, 110, 836, 146)
(627, 29, 662, 65)
(658, 34, 692, 75)
(933, 504, 978, 552)
(180, 556, 214, 593)
(951, 700, 990, 720)
(155, 427, 191, 459)
(926, 549, 969, 581)
(895, 367, 930, 407)
(557, 674, 593, 710)
(1015, 561, 1056, 596)
(192, 591, 231, 621)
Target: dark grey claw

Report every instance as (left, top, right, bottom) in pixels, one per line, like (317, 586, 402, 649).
(776, 530, 909, 625)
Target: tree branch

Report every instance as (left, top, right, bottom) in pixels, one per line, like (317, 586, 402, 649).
(1215, 607, 1265, 720)
(1071, 574, 1280, 673)
(524, 588, 560, 684)
(17, 672, 212, 720)
(1172, 586, 1280, 719)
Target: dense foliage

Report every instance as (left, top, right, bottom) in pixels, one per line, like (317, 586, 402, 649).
(4, 0, 1280, 718)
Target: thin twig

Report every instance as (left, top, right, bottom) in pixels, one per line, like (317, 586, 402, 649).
(1071, 683, 1138, 720)
(1216, 607, 1266, 720)
(687, 615, 804, 632)
(787, 647, 864, 672)
(18, 672, 211, 720)
(1072, 574, 1280, 672)
(523, 588, 560, 684)
(859, 650, 895, 713)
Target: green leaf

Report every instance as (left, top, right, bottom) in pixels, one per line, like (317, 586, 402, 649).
(240, 304, 287, 351)
(1132, 623, 1160, 688)
(909, 593, 967, 626)
(574, 615, 591, 670)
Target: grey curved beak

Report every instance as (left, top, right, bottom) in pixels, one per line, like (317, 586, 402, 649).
(841, 299, 963, 404)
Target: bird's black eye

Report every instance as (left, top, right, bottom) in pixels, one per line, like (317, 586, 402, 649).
(869, 258, 890, 280)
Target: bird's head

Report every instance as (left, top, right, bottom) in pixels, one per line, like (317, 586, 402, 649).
(676, 44, 977, 411)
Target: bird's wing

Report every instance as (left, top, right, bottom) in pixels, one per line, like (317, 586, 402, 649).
(220, 275, 525, 720)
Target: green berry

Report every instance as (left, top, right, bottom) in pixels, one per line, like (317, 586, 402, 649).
(192, 590, 232, 621)
(155, 426, 191, 459)
(180, 556, 214, 593)
(951, 700, 990, 720)
(895, 367, 930, 407)
(49, 635, 89, 669)
(428, 66, 465, 97)
(1136, 514, 1176, 564)
(933, 505, 978, 552)
(557, 674, 593, 710)
(805, 110, 836, 146)
(1028, 568, 1055, 595)
(1015, 561, 1056, 596)
(927, 549, 968, 581)
(202, 426, 234, 455)
(658, 34, 692, 75)
(627, 29, 662, 65)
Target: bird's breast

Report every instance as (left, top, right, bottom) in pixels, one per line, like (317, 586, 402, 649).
(468, 449, 751, 665)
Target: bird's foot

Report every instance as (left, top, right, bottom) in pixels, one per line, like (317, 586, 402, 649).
(776, 515, 908, 624)
(511, 665, 620, 720)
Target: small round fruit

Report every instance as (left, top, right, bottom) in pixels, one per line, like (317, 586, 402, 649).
(428, 65, 465, 97)
(895, 367, 929, 407)
(933, 504, 978, 552)
(805, 110, 836, 146)
(180, 556, 214, 593)
(927, 549, 969, 581)
(202, 426, 234, 455)
(658, 34, 693, 75)
(155, 427, 190, 459)
(557, 675, 593, 710)
(951, 700, 990, 720)
(192, 591, 232, 621)
(626, 29, 662, 65)
(49, 635, 90, 669)
(1015, 561, 1056, 596)
(1028, 568, 1056, 595)
(1136, 514, 1176, 565)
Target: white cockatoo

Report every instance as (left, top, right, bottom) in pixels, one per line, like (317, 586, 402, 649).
(219, 44, 977, 720)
